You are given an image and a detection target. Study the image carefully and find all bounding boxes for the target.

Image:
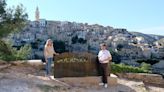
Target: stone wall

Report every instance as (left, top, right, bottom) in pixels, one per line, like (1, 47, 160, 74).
(54, 52, 101, 78)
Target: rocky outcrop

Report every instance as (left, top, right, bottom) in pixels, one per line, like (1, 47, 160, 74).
(117, 73, 164, 85)
(152, 60, 164, 74)
(153, 60, 164, 69)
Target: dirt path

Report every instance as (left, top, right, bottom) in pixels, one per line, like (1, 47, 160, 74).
(0, 63, 164, 92)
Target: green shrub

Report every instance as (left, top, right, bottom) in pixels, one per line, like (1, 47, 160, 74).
(0, 43, 31, 62)
(111, 63, 151, 73)
(14, 44, 32, 60)
(140, 62, 151, 71)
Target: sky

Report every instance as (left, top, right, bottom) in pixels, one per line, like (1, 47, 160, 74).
(7, 0, 164, 35)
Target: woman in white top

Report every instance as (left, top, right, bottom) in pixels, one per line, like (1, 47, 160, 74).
(44, 39, 59, 76)
(98, 43, 112, 88)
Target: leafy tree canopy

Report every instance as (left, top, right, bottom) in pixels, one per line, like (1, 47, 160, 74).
(0, 0, 28, 38)
(0, 0, 28, 61)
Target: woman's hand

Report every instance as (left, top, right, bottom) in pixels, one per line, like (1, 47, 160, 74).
(98, 59, 103, 62)
(56, 53, 59, 55)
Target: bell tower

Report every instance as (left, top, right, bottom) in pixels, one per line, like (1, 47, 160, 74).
(35, 6, 40, 21)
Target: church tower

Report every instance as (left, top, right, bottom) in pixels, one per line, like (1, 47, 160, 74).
(35, 6, 40, 21)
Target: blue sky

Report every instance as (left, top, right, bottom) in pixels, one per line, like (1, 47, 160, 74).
(7, 0, 164, 35)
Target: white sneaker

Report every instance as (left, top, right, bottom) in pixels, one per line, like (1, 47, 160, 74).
(104, 84, 108, 88)
(99, 83, 104, 86)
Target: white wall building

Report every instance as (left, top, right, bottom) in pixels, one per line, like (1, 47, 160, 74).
(39, 19, 47, 27)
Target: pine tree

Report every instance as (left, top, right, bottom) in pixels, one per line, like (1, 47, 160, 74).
(0, 0, 28, 60)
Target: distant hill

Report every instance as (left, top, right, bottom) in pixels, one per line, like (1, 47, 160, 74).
(131, 32, 164, 44)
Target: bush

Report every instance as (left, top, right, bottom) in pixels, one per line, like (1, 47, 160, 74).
(111, 63, 151, 74)
(71, 35, 78, 44)
(56, 58, 87, 63)
(53, 40, 66, 53)
(109, 49, 121, 64)
(31, 42, 38, 49)
(0, 43, 31, 62)
(117, 44, 124, 51)
(55, 52, 97, 62)
(140, 62, 151, 71)
(71, 35, 87, 44)
(78, 38, 87, 44)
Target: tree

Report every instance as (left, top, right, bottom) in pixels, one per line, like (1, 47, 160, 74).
(109, 48, 121, 64)
(117, 44, 124, 51)
(0, 1, 28, 37)
(31, 42, 38, 49)
(0, 42, 31, 61)
(78, 38, 87, 44)
(71, 35, 87, 44)
(53, 40, 66, 53)
(71, 35, 78, 44)
(0, 0, 28, 61)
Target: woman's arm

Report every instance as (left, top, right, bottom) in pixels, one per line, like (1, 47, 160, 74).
(54, 51, 59, 55)
(52, 46, 59, 55)
(103, 56, 112, 61)
(102, 53, 112, 62)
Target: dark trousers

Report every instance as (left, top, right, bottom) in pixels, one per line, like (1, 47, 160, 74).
(100, 63, 110, 84)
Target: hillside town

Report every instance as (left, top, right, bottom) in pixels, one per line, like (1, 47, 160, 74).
(1, 1, 164, 92)
(8, 7, 164, 65)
